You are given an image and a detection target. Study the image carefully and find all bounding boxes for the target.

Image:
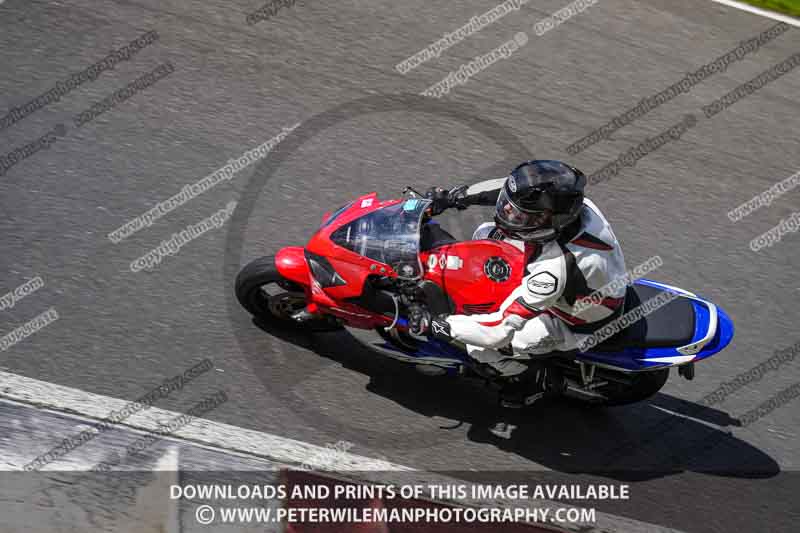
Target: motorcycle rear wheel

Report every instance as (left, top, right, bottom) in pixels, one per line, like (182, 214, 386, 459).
(589, 368, 670, 407)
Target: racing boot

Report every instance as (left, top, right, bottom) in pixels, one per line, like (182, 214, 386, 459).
(497, 363, 564, 409)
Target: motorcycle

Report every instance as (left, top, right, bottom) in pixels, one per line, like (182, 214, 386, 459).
(235, 190, 734, 406)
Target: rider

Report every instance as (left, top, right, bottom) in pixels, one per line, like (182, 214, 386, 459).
(411, 160, 628, 408)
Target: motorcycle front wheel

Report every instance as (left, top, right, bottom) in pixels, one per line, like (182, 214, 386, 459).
(235, 255, 342, 332)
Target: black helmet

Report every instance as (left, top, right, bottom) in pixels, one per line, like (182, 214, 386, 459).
(494, 160, 586, 242)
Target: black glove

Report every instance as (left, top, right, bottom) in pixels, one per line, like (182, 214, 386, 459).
(448, 185, 469, 210)
(407, 303, 431, 335)
(425, 186, 469, 216)
(428, 316, 453, 342)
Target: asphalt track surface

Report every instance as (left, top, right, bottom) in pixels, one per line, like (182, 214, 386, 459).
(1, 0, 799, 531)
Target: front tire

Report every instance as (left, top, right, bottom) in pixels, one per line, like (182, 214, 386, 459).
(235, 255, 342, 332)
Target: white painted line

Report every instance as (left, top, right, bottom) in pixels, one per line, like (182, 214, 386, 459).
(153, 447, 180, 533)
(0, 369, 410, 472)
(0, 370, 686, 533)
(115, 447, 181, 533)
(709, 0, 800, 27)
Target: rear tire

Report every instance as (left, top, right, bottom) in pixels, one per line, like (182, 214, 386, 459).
(601, 368, 669, 406)
(235, 255, 342, 332)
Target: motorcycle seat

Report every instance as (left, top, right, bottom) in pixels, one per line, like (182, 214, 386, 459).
(592, 284, 696, 351)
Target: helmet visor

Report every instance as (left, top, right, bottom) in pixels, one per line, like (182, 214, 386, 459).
(495, 188, 557, 241)
(495, 188, 551, 230)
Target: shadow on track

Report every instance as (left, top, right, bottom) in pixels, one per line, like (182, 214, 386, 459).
(250, 317, 779, 482)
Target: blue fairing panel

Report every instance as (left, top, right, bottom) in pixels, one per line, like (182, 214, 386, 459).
(373, 317, 465, 375)
(694, 303, 734, 361)
(577, 279, 734, 372)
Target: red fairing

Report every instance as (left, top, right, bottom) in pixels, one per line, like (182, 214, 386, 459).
(297, 193, 402, 328)
(421, 240, 525, 315)
(291, 192, 534, 327)
(275, 247, 310, 286)
(305, 193, 402, 303)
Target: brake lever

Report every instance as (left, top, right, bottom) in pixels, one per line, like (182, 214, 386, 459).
(402, 186, 424, 198)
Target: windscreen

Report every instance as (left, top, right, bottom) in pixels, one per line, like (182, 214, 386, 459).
(330, 198, 431, 279)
